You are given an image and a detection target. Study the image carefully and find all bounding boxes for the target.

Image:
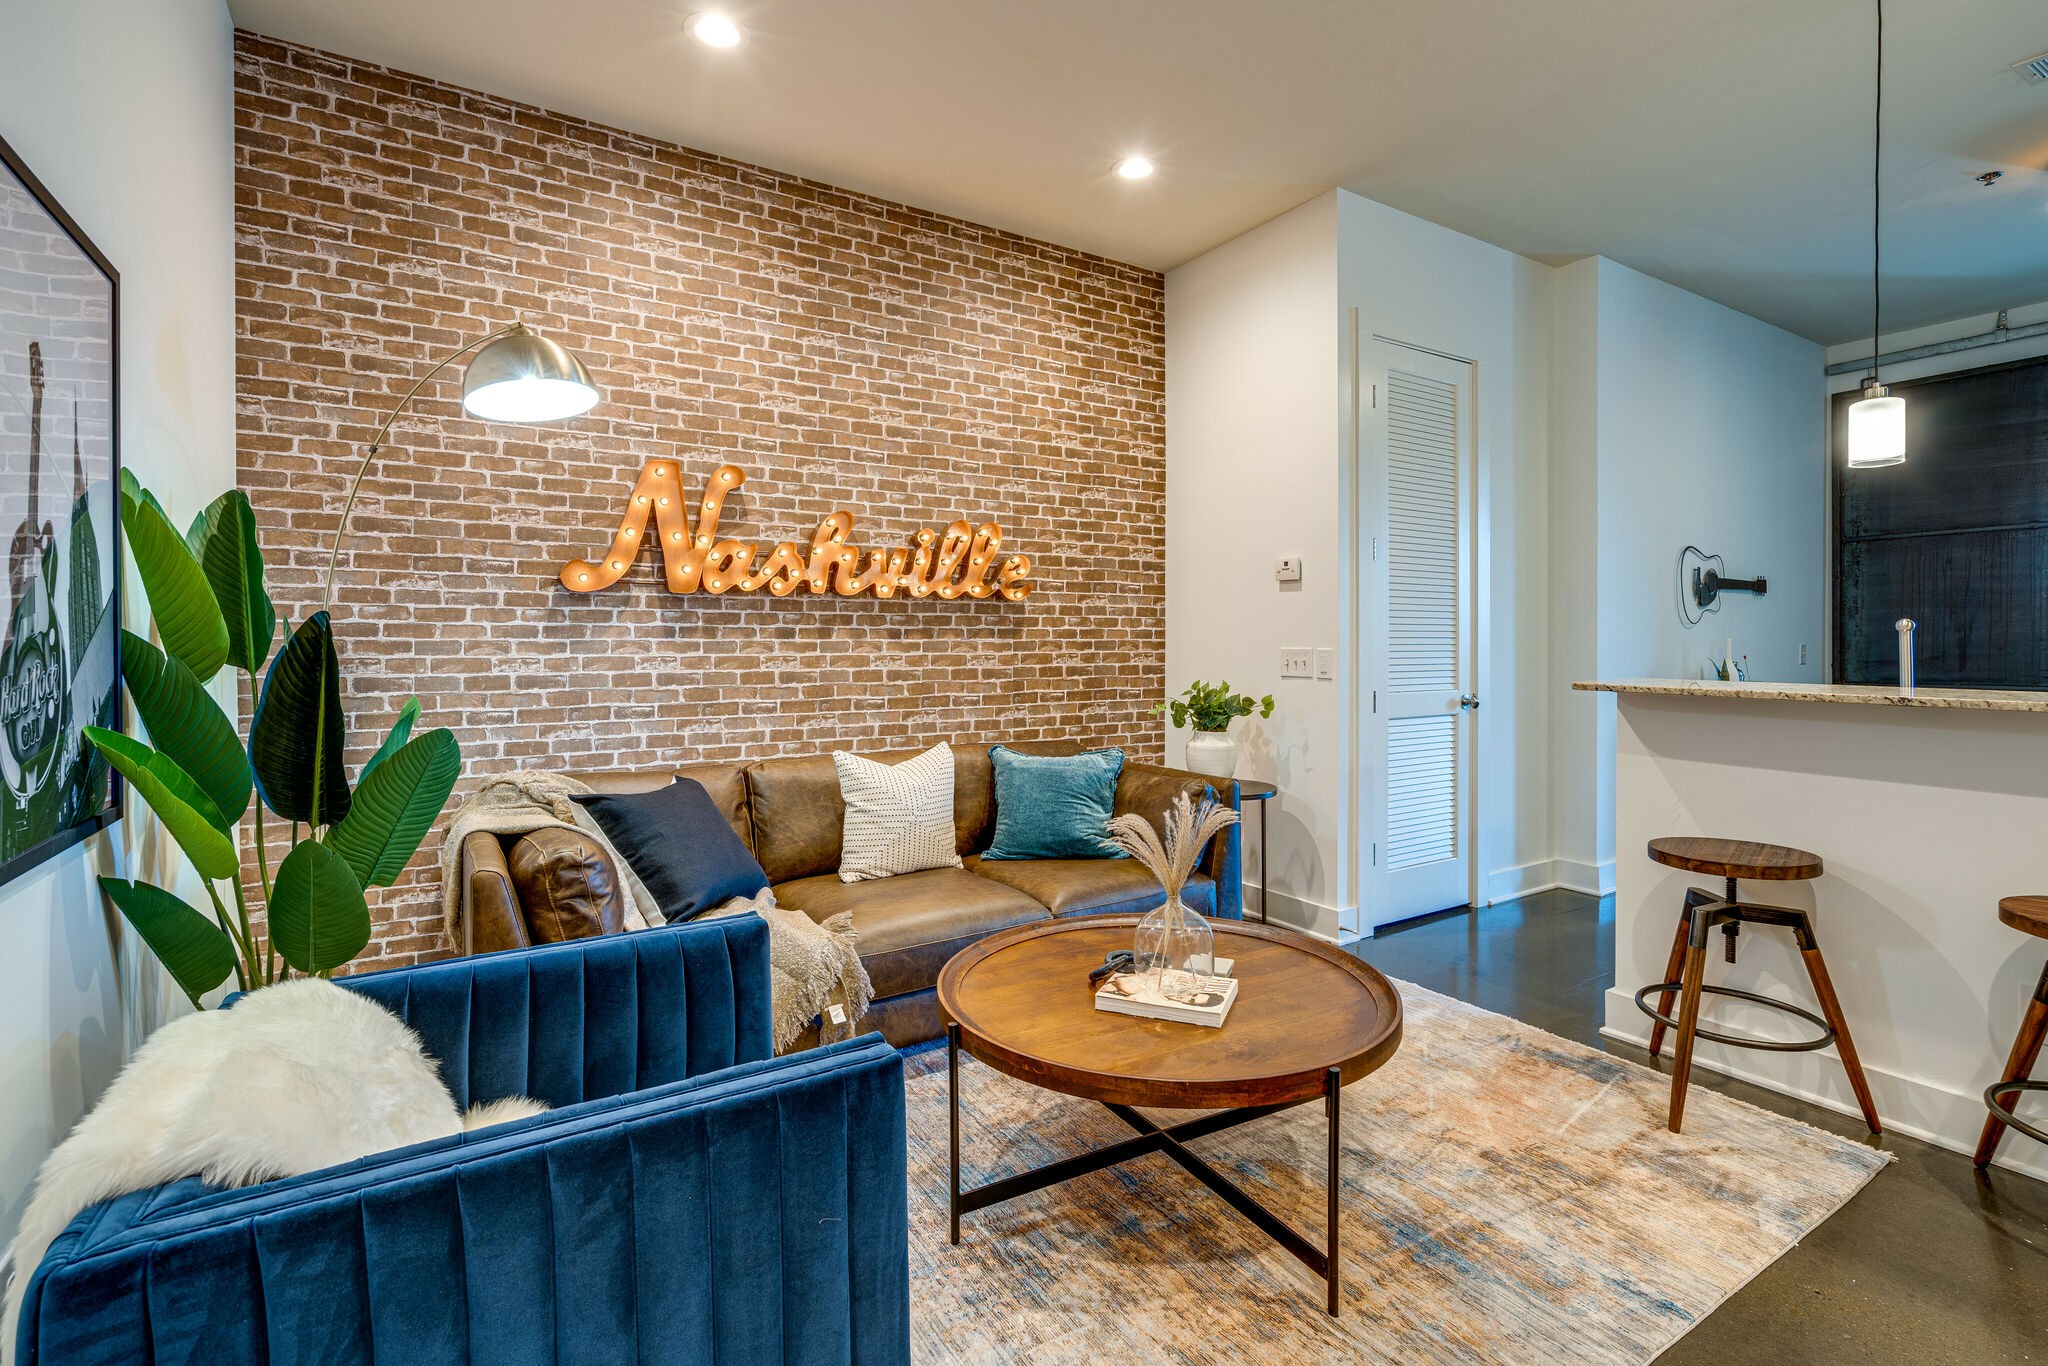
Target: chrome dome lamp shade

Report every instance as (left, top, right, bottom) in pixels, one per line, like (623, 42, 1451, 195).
(460, 324, 600, 423)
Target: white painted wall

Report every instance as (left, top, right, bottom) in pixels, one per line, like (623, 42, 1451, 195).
(1550, 258, 1825, 887)
(1547, 259, 1603, 891)
(1337, 193, 1555, 927)
(0, 0, 236, 1249)
(1165, 194, 1341, 930)
(1166, 190, 1555, 938)
(1171, 216, 1826, 932)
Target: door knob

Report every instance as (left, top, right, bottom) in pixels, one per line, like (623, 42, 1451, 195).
(1459, 694, 1480, 710)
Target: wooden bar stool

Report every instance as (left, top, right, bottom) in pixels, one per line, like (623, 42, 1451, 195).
(1635, 837, 1881, 1136)
(1974, 896, 2048, 1168)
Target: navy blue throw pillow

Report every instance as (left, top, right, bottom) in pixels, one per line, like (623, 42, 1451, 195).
(981, 746, 1128, 861)
(571, 779, 768, 922)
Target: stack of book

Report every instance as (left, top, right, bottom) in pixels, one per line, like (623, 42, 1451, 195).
(1095, 967, 1238, 1027)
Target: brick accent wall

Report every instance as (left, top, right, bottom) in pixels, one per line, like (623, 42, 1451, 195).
(233, 34, 1166, 973)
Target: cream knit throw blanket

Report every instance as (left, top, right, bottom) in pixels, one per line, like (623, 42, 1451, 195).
(438, 770, 871, 1051)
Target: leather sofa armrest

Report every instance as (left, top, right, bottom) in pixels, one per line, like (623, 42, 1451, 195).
(1115, 762, 1244, 919)
(460, 830, 531, 956)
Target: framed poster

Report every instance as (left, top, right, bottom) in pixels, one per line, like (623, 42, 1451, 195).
(0, 131, 122, 887)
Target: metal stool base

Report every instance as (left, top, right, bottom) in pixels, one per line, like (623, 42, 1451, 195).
(1634, 981, 1836, 1053)
(1983, 1080, 2048, 1149)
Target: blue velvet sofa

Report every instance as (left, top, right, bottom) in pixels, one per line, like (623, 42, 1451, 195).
(13, 916, 911, 1366)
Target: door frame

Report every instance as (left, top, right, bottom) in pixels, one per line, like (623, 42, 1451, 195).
(1345, 317, 1488, 934)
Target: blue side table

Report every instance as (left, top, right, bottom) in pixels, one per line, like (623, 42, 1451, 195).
(1234, 779, 1278, 924)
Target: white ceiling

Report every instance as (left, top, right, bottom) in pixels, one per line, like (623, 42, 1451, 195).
(225, 0, 2048, 344)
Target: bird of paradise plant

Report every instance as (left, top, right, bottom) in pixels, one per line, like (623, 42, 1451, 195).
(89, 470, 460, 1004)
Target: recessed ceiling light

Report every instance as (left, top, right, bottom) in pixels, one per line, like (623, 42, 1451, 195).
(1114, 156, 1156, 181)
(685, 12, 744, 48)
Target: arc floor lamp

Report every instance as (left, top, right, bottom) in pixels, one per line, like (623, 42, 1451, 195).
(323, 321, 600, 607)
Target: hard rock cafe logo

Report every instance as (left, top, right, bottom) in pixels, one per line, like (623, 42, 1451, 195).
(561, 462, 1032, 601)
(0, 620, 64, 795)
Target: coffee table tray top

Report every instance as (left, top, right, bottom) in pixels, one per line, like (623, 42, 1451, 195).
(936, 915, 1403, 1110)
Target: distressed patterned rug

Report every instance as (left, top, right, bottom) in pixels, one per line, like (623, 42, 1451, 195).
(905, 980, 1890, 1365)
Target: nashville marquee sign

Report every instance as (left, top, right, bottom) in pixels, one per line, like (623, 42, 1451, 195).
(561, 462, 1033, 601)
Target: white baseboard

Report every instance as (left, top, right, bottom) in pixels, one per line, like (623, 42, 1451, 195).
(1251, 887, 1353, 943)
(1482, 859, 1564, 905)
(1600, 987, 2048, 1184)
(1554, 857, 1615, 897)
(1481, 858, 1614, 904)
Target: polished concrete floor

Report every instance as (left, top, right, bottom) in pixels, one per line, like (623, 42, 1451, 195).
(1349, 889, 2048, 1365)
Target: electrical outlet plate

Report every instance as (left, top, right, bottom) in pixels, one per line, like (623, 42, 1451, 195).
(1274, 556, 1303, 583)
(1280, 648, 1313, 678)
(1314, 647, 1335, 679)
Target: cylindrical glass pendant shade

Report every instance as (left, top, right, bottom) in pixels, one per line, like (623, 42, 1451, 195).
(1846, 386, 1905, 468)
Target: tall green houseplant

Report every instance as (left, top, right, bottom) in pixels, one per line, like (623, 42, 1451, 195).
(93, 471, 460, 1004)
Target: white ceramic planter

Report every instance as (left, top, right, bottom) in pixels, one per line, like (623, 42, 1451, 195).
(1182, 730, 1240, 779)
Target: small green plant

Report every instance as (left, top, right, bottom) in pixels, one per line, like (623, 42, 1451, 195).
(90, 470, 462, 1005)
(1155, 680, 1275, 733)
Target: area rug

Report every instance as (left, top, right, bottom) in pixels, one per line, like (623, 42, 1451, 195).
(904, 979, 1891, 1365)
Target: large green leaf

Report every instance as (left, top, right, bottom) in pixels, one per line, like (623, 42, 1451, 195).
(120, 467, 169, 526)
(99, 876, 238, 1007)
(269, 837, 370, 975)
(120, 630, 251, 822)
(187, 490, 276, 676)
(83, 727, 238, 879)
(121, 484, 229, 681)
(358, 697, 420, 787)
(250, 612, 351, 827)
(326, 728, 460, 888)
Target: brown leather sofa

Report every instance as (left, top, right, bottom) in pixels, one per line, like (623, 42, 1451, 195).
(457, 741, 1244, 1046)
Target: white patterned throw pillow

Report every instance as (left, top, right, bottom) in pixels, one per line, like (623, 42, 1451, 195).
(833, 742, 963, 883)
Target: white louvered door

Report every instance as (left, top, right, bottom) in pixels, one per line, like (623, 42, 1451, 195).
(1365, 340, 1475, 924)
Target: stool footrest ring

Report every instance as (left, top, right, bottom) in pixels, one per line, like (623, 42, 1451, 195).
(1984, 1079, 2048, 1149)
(1633, 982, 1837, 1053)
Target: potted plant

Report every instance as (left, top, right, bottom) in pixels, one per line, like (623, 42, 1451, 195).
(1155, 680, 1273, 779)
(89, 471, 461, 1005)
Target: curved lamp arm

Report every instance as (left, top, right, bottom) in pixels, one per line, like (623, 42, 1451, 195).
(321, 322, 524, 610)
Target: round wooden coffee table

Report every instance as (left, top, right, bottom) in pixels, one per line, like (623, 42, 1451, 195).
(936, 914, 1403, 1315)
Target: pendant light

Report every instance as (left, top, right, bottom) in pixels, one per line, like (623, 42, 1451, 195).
(1847, 0, 1905, 468)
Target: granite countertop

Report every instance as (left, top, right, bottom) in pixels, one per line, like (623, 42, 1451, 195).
(1572, 678, 2048, 714)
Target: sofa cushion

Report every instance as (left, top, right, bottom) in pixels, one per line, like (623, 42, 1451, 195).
(566, 764, 755, 851)
(748, 744, 1021, 883)
(834, 742, 964, 882)
(572, 779, 769, 922)
(772, 865, 1049, 999)
(972, 858, 1217, 919)
(505, 826, 625, 943)
(983, 745, 1127, 861)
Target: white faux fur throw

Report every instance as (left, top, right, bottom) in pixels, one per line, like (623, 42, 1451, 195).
(0, 980, 545, 1366)
(439, 770, 873, 1053)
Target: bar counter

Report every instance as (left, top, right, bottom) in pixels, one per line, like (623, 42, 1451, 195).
(1575, 678, 2048, 1179)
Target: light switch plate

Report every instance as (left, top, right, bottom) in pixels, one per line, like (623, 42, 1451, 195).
(1314, 647, 1335, 679)
(1280, 648, 1313, 678)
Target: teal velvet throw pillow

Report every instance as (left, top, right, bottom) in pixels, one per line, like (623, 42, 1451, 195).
(982, 746, 1128, 860)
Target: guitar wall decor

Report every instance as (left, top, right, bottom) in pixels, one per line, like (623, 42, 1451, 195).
(561, 462, 1033, 601)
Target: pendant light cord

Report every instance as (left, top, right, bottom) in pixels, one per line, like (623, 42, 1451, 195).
(1871, 0, 1883, 384)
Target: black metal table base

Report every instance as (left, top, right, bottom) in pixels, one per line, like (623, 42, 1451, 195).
(947, 1024, 1345, 1315)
